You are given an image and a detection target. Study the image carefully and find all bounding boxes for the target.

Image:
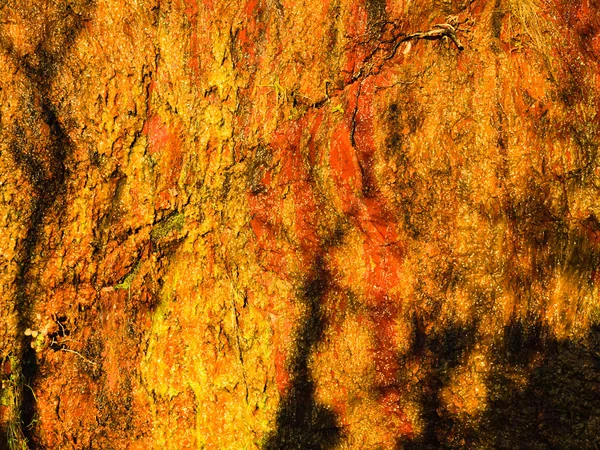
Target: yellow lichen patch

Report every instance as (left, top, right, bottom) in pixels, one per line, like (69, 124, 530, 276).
(545, 268, 599, 340)
(388, 313, 417, 357)
(328, 226, 369, 299)
(439, 350, 489, 419)
(141, 233, 282, 449)
(310, 311, 379, 446)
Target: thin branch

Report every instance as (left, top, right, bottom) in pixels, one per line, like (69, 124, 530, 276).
(60, 348, 98, 366)
(350, 18, 466, 84)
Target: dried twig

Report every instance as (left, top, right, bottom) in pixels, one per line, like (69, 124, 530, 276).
(350, 16, 468, 83)
(60, 348, 98, 366)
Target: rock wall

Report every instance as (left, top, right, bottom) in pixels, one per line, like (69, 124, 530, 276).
(1, 0, 600, 448)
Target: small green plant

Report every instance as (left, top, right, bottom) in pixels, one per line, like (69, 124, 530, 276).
(24, 327, 48, 353)
(114, 263, 140, 291)
(150, 212, 185, 243)
(1, 356, 29, 450)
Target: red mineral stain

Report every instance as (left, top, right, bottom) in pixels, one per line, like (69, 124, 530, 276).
(277, 119, 321, 259)
(274, 348, 290, 393)
(143, 114, 184, 198)
(322, 15, 411, 428)
(184, 0, 201, 76)
(144, 115, 169, 154)
(308, 110, 325, 166)
(329, 122, 362, 204)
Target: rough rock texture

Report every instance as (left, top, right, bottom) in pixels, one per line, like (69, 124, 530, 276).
(1, 0, 600, 448)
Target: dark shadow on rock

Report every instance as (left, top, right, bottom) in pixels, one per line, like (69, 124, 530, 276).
(484, 319, 600, 450)
(0, 426, 7, 450)
(264, 255, 343, 450)
(398, 317, 478, 449)
(397, 317, 600, 449)
(502, 316, 555, 367)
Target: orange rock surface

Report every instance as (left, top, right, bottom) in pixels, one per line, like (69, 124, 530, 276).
(1, 0, 600, 448)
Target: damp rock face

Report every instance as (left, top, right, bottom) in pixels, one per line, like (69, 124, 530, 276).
(1, 0, 600, 448)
